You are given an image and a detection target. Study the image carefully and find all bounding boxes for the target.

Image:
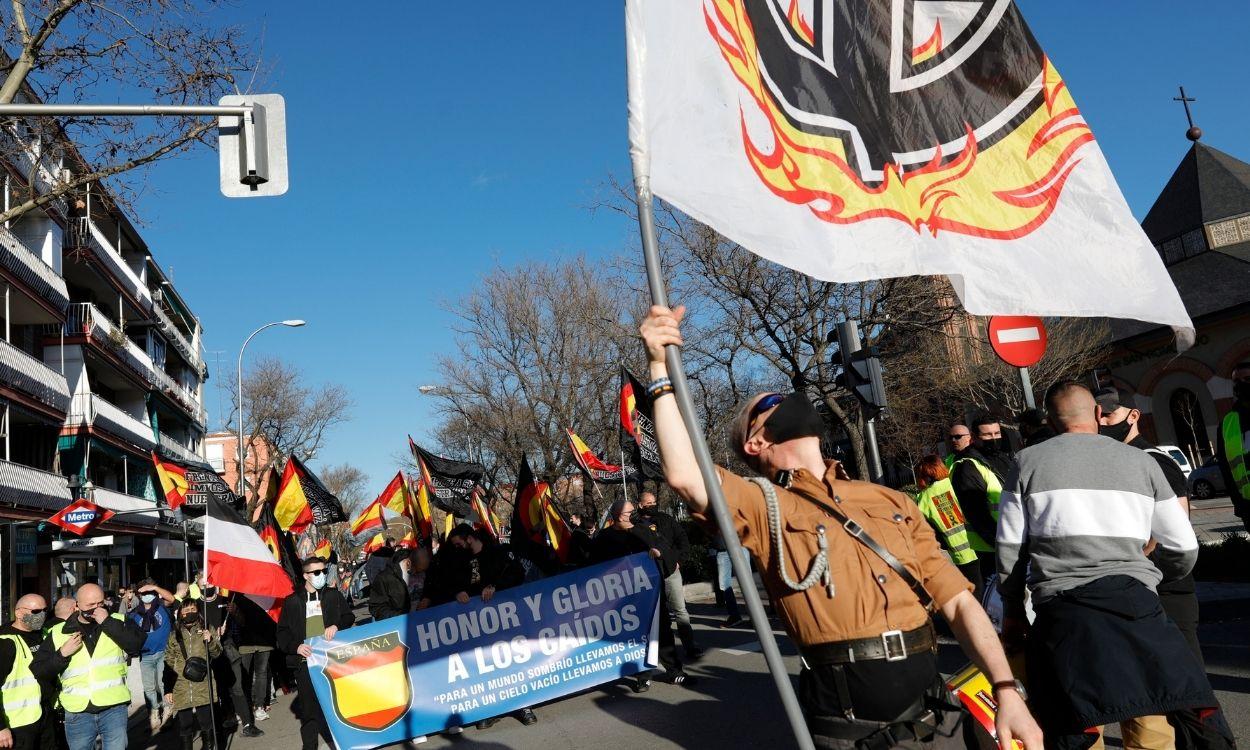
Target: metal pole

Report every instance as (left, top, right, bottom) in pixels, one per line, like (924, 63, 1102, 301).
(1019, 367, 1036, 410)
(182, 519, 191, 582)
(631, 177, 814, 750)
(0, 103, 250, 116)
(838, 321, 884, 483)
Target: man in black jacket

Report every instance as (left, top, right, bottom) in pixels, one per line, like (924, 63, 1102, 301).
(368, 548, 412, 622)
(203, 587, 263, 738)
(951, 413, 1018, 585)
(276, 557, 355, 750)
(636, 491, 701, 659)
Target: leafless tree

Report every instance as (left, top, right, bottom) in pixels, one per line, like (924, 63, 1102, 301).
(0, 0, 260, 223)
(320, 463, 369, 516)
(602, 183, 960, 479)
(225, 356, 352, 514)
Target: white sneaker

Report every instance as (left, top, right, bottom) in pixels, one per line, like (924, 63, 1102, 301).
(445, 726, 463, 735)
(149, 709, 161, 731)
(403, 739, 428, 747)
(253, 706, 270, 722)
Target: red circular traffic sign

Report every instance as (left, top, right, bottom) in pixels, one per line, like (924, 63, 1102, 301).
(988, 316, 1047, 368)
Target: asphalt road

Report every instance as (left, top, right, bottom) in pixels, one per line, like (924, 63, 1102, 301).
(127, 589, 1250, 750)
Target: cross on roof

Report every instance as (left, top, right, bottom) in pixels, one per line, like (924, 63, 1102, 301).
(1174, 86, 1202, 141)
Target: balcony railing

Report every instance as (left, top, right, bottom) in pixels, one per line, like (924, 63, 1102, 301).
(65, 218, 150, 307)
(69, 392, 156, 450)
(0, 459, 71, 511)
(151, 302, 204, 374)
(158, 432, 203, 465)
(0, 337, 70, 412)
(0, 224, 70, 312)
(92, 486, 159, 526)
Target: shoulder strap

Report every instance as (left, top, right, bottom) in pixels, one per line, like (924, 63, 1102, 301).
(757, 479, 934, 609)
(174, 626, 188, 659)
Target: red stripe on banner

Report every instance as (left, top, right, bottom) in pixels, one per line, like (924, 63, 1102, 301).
(206, 549, 293, 599)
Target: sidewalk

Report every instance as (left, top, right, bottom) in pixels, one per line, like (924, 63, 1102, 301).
(129, 691, 303, 750)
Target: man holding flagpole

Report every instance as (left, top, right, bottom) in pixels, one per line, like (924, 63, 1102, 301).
(640, 305, 1042, 749)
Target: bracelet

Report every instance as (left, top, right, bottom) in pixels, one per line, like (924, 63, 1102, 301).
(646, 377, 674, 399)
(991, 679, 1027, 700)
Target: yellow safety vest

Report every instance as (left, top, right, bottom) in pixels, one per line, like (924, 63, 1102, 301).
(914, 478, 979, 565)
(0, 634, 41, 728)
(1222, 411, 1250, 502)
(49, 615, 131, 713)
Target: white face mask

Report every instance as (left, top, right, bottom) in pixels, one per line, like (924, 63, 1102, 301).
(400, 563, 410, 583)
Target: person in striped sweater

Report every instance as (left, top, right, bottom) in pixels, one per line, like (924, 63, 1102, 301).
(996, 381, 1216, 750)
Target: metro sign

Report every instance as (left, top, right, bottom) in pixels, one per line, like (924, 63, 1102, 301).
(47, 499, 115, 537)
(987, 316, 1048, 368)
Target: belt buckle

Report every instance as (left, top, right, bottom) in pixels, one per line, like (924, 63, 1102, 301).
(881, 629, 906, 662)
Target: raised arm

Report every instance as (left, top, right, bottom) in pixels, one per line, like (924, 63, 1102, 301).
(640, 305, 709, 514)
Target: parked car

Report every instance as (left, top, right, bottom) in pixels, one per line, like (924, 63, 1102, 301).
(1156, 445, 1194, 478)
(1187, 458, 1226, 500)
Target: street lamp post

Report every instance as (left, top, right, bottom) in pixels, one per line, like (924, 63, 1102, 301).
(237, 320, 305, 497)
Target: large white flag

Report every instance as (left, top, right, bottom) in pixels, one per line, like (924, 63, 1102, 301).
(626, 0, 1193, 345)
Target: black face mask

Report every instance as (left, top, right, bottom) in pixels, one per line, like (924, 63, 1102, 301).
(1099, 421, 1132, 443)
(760, 393, 825, 443)
(979, 437, 1008, 455)
(1235, 381, 1250, 403)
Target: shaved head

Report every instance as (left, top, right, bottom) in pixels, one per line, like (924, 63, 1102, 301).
(54, 597, 76, 620)
(16, 594, 45, 611)
(75, 584, 105, 615)
(1045, 381, 1099, 433)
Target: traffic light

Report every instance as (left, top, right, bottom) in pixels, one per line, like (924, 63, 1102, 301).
(838, 350, 887, 413)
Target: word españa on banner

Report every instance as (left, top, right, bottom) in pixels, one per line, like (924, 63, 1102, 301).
(306, 553, 662, 750)
(47, 498, 115, 537)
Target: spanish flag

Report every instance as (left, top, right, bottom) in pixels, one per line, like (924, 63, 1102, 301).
(566, 427, 635, 484)
(152, 452, 189, 510)
(350, 498, 387, 537)
(469, 488, 497, 540)
(362, 533, 386, 555)
(274, 458, 313, 533)
(314, 538, 332, 559)
(406, 474, 435, 546)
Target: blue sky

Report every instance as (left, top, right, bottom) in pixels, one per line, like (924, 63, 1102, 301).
(132, 1, 1250, 493)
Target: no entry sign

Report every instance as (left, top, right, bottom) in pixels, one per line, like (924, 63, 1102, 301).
(988, 316, 1047, 368)
(47, 498, 114, 537)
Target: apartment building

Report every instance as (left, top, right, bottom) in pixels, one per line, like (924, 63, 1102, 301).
(0, 104, 210, 611)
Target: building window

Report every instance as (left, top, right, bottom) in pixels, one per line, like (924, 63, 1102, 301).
(1180, 229, 1207, 259)
(206, 442, 224, 472)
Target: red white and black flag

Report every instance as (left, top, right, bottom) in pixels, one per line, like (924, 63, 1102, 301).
(620, 367, 664, 481)
(206, 489, 295, 605)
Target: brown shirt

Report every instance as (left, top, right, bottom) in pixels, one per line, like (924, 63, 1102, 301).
(717, 462, 971, 647)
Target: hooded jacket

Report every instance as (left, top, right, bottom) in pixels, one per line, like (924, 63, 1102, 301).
(367, 558, 411, 622)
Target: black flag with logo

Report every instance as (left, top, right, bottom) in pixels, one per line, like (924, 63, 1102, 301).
(409, 438, 481, 518)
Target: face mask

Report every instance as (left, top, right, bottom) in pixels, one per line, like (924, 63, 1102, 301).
(140, 593, 157, 605)
(760, 393, 825, 444)
(979, 437, 1007, 455)
(78, 607, 97, 621)
(309, 572, 327, 590)
(182, 613, 201, 626)
(203, 586, 218, 599)
(21, 612, 46, 630)
(1235, 381, 1250, 403)
(1099, 421, 1132, 443)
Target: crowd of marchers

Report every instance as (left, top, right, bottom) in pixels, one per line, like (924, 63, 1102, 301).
(0, 573, 277, 750)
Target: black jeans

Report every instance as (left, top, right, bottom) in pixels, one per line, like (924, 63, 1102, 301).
(294, 662, 332, 750)
(238, 648, 272, 709)
(211, 643, 253, 727)
(177, 705, 213, 737)
(9, 713, 57, 750)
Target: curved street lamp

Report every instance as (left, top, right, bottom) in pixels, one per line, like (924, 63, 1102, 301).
(237, 320, 305, 496)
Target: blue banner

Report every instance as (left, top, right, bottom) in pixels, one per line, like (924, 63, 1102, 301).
(306, 553, 661, 749)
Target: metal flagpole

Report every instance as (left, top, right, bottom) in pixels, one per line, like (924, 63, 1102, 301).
(625, 5, 814, 746)
(619, 447, 631, 505)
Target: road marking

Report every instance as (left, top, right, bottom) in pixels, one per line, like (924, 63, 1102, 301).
(720, 641, 762, 656)
(995, 326, 1040, 344)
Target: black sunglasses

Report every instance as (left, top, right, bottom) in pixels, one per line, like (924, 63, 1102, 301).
(21, 607, 46, 614)
(748, 393, 785, 423)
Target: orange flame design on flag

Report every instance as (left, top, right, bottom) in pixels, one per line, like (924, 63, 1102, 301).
(703, 0, 1095, 240)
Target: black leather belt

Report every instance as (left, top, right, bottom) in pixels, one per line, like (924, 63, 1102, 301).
(802, 623, 935, 666)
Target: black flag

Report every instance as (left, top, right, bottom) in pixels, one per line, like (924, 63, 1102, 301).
(409, 438, 482, 518)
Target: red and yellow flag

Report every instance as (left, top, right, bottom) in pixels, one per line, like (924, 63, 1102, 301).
(469, 488, 497, 540)
(350, 498, 387, 537)
(406, 474, 435, 546)
(362, 533, 386, 555)
(274, 459, 314, 533)
(314, 538, 332, 559)
(152, 452, 190, 510)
